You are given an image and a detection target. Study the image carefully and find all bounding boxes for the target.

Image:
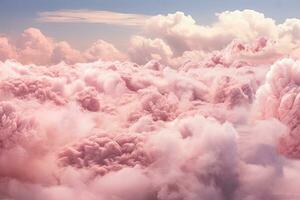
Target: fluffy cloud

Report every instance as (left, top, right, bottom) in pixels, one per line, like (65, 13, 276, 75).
(129, 10, 300, 66)
(84, 40, 127, 62)
(129, 36, 173, 64)
(0, 37, 16, 60)
(0, 55, 299, 199)
(255, 59, 300, 158)
(17, 28, 54, 65)
(2, 10, 300, 199)
(277, 18, 300, 57)
(0, 28, 125, 65)
(2, 10, 300, 66)
(143, 10, 277, 55)
(52, 41, 84, 64)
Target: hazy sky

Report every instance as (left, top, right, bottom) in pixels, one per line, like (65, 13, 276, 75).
(1, 0, 300, 50)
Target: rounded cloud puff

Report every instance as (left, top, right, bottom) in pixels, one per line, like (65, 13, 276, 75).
(0, 102, 37, 149)
(84, 40, 127, 62)
(58, 133, 152, 176)
(0, 55, 299, 200)
(144, 10, 276, 55)
(2, 9, 300, 200)
(129, 36, 173, 65)
(256, 59, 300, 158)
(0, 37, 16, 61)
(76, 87, 100, 112)
(0, 28, 125, 65)
(1, 10, 300, 67)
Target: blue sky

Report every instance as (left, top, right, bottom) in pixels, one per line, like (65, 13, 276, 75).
(1, 0, 300, 50)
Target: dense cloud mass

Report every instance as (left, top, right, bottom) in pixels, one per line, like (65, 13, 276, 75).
(1, 9, 300, 200)
(1, 9, 300, 66)
(256, 59, 300, 158)
(0, 28, 126, 65)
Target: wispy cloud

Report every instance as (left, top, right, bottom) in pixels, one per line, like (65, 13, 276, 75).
(37, 10, 152, 26)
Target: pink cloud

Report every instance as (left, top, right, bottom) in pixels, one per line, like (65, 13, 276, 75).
(143, 10, 276, 55)
(1, 9, 300, 200)
(84, 40, 127, 62)
(128, 10, 300, 66)
(255, 59, 300, 158)
(38, 10, 151, 27)
(0, 37, 16, 60)
(17, 28, 54, 65)
(2, 10, 300, 67)
(0, 28, 125, 65)
(52, 41, 84, 64)
(0, 53, 299, 200)
(129, 36, 173, 64)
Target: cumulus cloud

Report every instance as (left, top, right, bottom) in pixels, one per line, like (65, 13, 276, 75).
(2, 9, 300, 66)
(17, 28, 54, 65)
(128, 10, 300, 66)
(0, 28, 125, 65)
(0, 53, 299, 199)
(0, 37, 16, 60)
(52, 41, 84, 64)
(143, 10, 276, 55)
(129, 36, 173, 64)
(84, 40, 127, 62)
(255, 59, 300, 158)
(2, 9, 300, 200)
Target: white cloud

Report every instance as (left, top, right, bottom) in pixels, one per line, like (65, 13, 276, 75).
(38, 9, 152, 27)
(129, 36, 173, 64)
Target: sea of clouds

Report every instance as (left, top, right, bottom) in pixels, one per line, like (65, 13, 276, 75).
(1, 9, 300, 200)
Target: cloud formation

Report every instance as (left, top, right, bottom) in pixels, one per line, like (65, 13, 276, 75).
(38, 10, 151, 26)
(143, 10, 276, 54)
(129, 10, 300, 66)
(1, 10, 300, 199)
(1, 9, 300, 66)
(0, 28, 126, 65)
(0, 56, 299, 200)
(129, 36, 173, 65)
(256, 59, 300, 158)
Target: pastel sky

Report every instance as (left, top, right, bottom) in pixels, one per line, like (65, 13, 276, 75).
(1, 0, 300, 50)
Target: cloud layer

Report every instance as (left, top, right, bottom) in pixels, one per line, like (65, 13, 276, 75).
(1, 9, 300, 67)
(0, 28, 126, 65)
(38, 10, 151, 26)
(1, 9, 300, 200)
(132, 10, 300, 66)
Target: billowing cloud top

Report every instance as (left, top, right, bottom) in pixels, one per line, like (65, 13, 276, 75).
(1, 9, 300, 200)
(1, 9, 300, 67)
